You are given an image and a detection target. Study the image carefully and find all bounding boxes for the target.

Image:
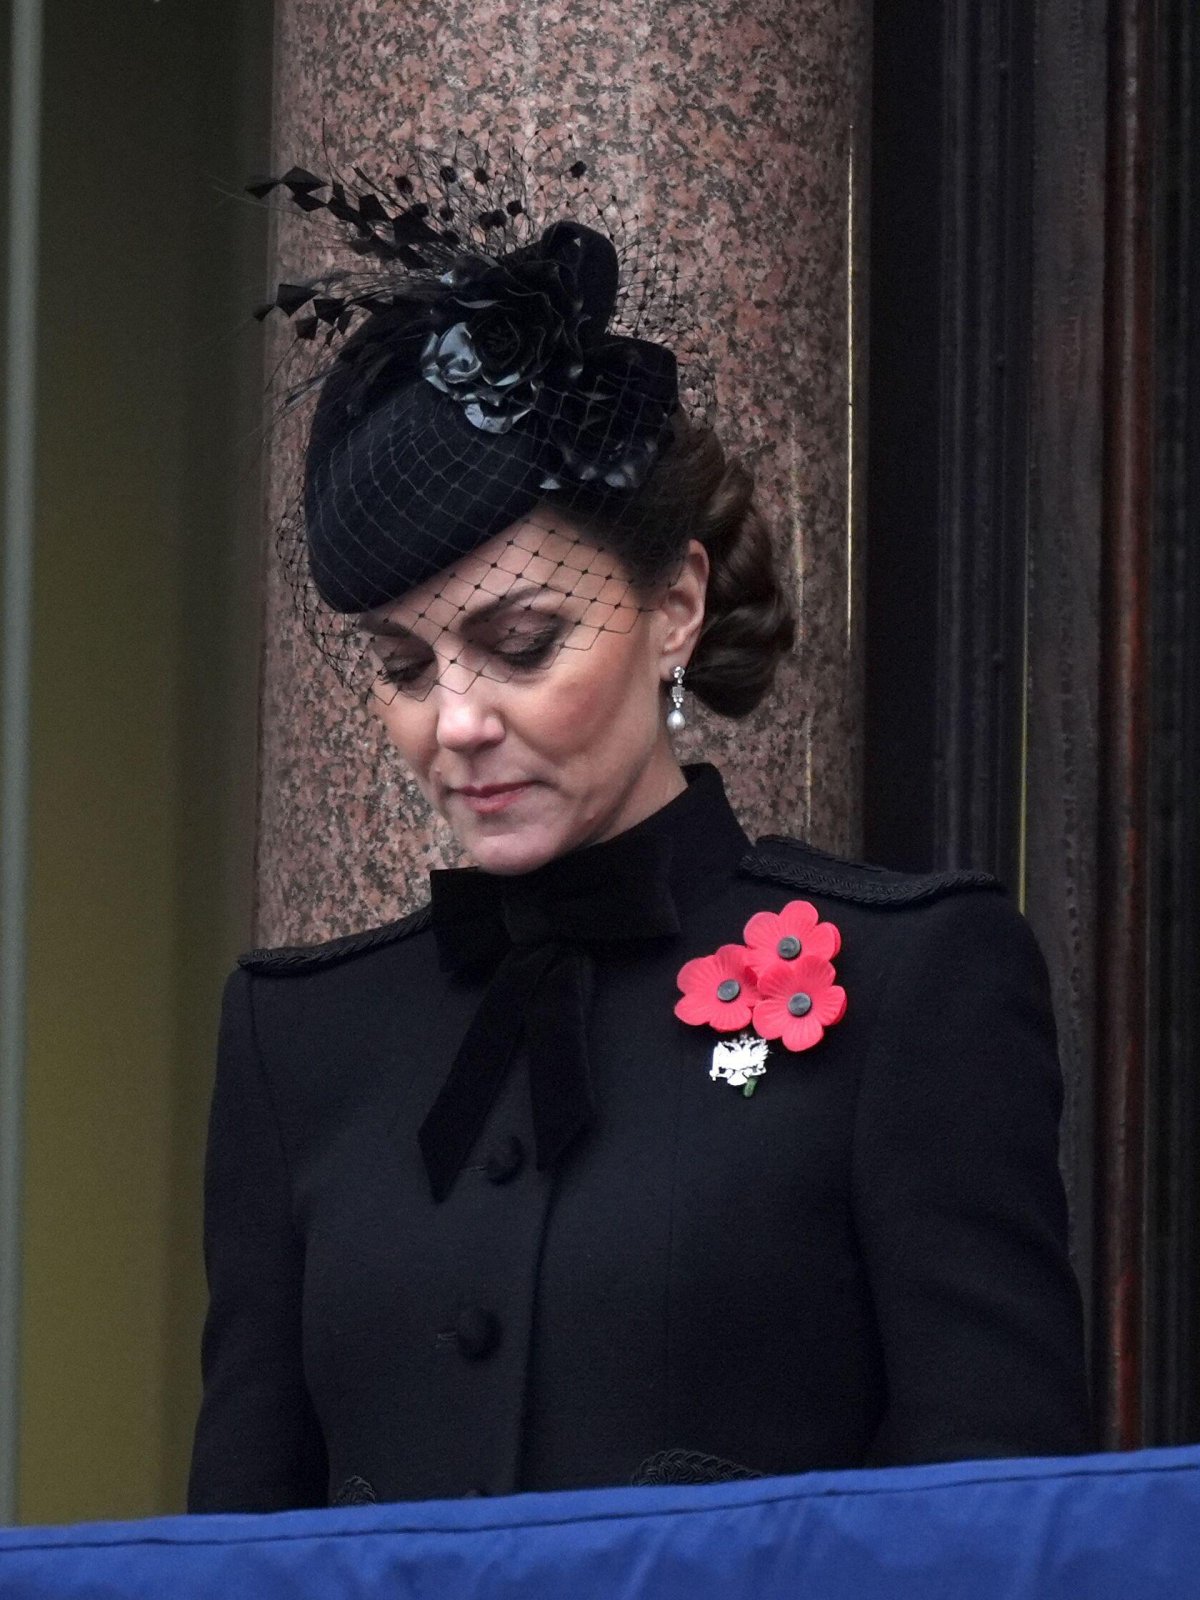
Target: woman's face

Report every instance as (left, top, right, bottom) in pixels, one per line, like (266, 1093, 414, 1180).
(359, 511, 708, 874)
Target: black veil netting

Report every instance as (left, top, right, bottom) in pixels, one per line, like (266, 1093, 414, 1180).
(249, 129, 717, 706)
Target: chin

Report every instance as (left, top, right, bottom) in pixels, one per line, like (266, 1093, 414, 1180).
(440, 781, 578, 874)
(462, 825, 564, 875)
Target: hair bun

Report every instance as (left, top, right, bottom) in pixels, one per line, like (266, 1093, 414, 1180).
(687, 453, 796, 718)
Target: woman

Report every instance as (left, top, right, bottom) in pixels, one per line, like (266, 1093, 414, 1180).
(187, 146, 1091, 1512)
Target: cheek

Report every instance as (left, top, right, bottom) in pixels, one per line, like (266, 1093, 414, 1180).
(516, 631, 658, 758)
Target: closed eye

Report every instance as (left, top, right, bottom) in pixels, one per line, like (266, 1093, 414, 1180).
(373, 617, 569, 693)
(489, 623, 565, 667)
(376, 655, 433, 688)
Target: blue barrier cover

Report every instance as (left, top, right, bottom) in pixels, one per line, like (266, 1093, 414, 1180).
(0, 1446, 1197, 1599)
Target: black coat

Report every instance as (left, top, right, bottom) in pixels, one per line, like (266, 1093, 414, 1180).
(186, 765, 1091, 1513)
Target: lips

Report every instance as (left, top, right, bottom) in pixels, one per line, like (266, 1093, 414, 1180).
(449, 781, 534, 816)
(454, 783, 529, 798)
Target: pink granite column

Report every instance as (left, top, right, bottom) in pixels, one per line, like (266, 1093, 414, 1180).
(256, 0, 869, 944)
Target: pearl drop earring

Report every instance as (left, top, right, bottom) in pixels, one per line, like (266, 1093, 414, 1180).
(666, 665, 687, 732)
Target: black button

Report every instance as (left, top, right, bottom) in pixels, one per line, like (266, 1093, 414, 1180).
(787, 992, 813, 1017)
(485, 1134, 525, 1185)
(716, 978, 741, 1002)
(455, 1306, 501, 1360)
(777, 935, 802, 959)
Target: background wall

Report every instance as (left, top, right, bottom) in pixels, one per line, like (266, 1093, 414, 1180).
(10, 0, 272, 1521)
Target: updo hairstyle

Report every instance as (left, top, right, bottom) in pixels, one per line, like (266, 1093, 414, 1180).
(547, 416, 797, 717)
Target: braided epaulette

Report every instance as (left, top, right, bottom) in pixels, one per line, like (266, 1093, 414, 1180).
(740, 835, 1003, 907)
(237, 904, 432, 974)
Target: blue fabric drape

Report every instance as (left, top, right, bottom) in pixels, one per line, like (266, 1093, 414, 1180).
(2, 1446, 1197, 1599)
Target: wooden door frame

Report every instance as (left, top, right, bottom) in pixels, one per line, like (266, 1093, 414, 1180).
(865, 0, 1199, 1447)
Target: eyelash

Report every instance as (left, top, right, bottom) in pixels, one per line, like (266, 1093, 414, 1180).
(494, 627, 562, 665)
(377, 625, 564, 688)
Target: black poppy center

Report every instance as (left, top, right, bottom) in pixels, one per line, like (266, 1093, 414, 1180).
(787, 992, 813, 1017)
(777, 935, 802, 959)
(716, 978, 742, 1003)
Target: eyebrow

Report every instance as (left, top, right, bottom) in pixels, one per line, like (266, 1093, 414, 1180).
(357, 583, 559, 641)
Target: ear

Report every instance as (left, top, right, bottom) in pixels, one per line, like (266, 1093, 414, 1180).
(655, 539, 709, 675)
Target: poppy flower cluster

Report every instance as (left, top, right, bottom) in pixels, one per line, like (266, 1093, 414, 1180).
(674, 900, 848, 1054)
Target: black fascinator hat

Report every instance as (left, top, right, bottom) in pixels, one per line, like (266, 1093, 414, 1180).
(251, 133, 713, 696)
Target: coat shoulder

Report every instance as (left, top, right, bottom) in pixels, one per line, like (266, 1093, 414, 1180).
(236, 904, 433, 976)
(739, 835, 1004, 908)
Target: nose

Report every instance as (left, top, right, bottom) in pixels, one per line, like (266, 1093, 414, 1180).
(431, 667, 504, 754)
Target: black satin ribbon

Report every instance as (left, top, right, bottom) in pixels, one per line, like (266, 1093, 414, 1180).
(418, 830, 681, 1202)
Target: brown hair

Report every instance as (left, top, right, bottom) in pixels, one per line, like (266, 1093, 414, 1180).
(549, 418, 797, 717)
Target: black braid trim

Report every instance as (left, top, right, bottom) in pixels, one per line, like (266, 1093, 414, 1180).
(329, 1474, 377, 1508)
(740, 837, 1003, 907)
(631, 1448, 764, 1486)
(238, 904, 432, 974)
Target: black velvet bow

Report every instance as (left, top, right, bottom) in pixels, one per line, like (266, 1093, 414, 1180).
(419, 831, 681, 1202)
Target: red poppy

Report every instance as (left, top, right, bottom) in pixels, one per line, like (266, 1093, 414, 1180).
(743, 899, 841, 975)
(675, 943, 761, 1033)
(752, 953, 847, 1053)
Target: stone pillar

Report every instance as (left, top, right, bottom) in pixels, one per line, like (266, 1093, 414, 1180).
(257, 0, 869, 944)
